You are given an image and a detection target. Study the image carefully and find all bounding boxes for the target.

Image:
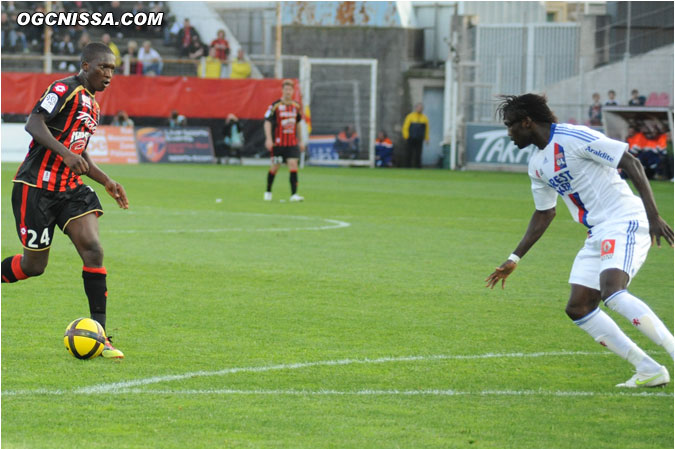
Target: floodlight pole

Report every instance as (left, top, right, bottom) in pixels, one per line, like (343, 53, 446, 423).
(275, 2, 282, 78)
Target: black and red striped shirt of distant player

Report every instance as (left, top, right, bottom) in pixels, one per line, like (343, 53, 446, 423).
(264, 98, 302, 147)
(14, 76, 100, 192)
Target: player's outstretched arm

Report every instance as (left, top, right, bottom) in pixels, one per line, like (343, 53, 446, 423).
(82, 152, 129, 209)
(618, 151, 674, 247)
(485, 207, 556, 289)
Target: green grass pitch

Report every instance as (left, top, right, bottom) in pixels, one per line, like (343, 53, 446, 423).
(2, 162, 673, 448)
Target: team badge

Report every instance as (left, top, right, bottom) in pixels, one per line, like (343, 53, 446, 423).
(554, 143, 567, 171)
(600, 239, 616, 260)
(81, 95, 91, 108)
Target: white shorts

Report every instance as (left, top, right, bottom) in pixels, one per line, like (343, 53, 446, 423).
(568, 219, 651, 291)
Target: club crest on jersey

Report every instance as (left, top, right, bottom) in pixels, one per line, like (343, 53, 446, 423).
(81, 94, 91, 108)
(76, 111, 98, 133)
(554, 143, 567, 171)
(52, 83, 68, 95)
(600, 239, 616, 259)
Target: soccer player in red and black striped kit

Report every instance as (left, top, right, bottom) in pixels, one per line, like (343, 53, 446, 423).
(1, 43, 129, 359)
(263, 79, 305, 202)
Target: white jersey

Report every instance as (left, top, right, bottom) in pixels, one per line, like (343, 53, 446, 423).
(528, 123, 646, 228)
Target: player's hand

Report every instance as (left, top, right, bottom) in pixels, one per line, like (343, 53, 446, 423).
(105, 180, 129, 209)
(63, 152, 89, 175)
(485, 260, 517, 289)
(265, 138, 273, 152)
(648, 216, 674, 248)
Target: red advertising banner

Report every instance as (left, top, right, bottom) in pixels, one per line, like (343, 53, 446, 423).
(1, 73, 300, 119)
(87, 126, 139, 164)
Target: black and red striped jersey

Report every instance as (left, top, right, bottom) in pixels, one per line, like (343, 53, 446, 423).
(14, 75, 100, 192)
(264, 99, 302, 147)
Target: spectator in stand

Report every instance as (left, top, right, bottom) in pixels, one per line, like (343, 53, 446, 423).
(210, 29, 230, 77)
(626, 124, 645, 157)
(210, 29, 230, 62)
(3, 12, 29, 53)
(334, 125, 360, 160)
(53, 33, 77, 72)
(187, 34, 207, 60)
(104, 1, 126, 38)
(168, 110, 187, 128)
(138, 40, 162, 76)
(375, 131, 394, 167)
(77, 32, 91, 53)
(165, 14, 180, 46)
(605, 89, 618, 106)
(230, 48, 252, 79)
(111, 110, 134, 127)
(101, 33, 121, 67)
(24, 4, 46, 50)
(588, 92, 602, 126)
(177, 18, 199, 57)
(628, 89, 646, 106)
(123, 40, 139, 74)
(200, 46, 222, 78)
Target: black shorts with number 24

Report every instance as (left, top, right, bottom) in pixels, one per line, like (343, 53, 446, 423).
(11, 182, 103, 250)
(271, 146, 300, 164)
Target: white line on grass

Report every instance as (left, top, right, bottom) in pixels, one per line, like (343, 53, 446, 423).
(108, 214, 351, 234)
(4, 350, 657, 397)
(87, 388, 675, 398)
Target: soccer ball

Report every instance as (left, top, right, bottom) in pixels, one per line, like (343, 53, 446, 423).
(63, 318, 106, 359)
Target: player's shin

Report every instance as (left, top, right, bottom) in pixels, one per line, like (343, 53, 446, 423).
(290, 170, 298, 195)
(1, 255, 29, 283)
(605, 290, 675, 359)
(83, 266, 107, 331)
(574, 308, 661, 372)
(267, 170, 276, 192)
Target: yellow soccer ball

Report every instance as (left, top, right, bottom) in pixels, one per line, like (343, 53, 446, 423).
(64, 318, 106, 360)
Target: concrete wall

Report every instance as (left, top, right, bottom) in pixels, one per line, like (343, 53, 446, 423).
(282, 25, 424, 164)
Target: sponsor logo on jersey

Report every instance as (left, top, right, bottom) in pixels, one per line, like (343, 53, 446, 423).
(547, 169, 574, 195)
(600, 239, 616, 259)
(40, 93, 59, 113)
(76, 110, 98, 133)
(554, 143, 567, 171)
(52, 83, 68, 95)
(42, 170, 51, 183)
(585, 146, 614, 163)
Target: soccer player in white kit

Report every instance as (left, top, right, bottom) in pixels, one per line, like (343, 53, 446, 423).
(486, 94, 674, 388)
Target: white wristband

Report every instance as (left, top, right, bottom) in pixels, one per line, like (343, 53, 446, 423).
(508, 253, 521, 264)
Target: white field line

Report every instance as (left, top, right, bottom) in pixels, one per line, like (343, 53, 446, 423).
(108, 210, 351, 233)
(5, 350, 665, 398)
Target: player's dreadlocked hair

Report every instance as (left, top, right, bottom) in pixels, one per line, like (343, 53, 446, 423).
(80, 42, 114, 65)
(496, 94, 558, 124)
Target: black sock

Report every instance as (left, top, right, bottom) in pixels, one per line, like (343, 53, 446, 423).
(83, 266, 107, 331)
(267, 171, 276, 192)
(1, 255, 29, 283)
(290, 170, 298, 195)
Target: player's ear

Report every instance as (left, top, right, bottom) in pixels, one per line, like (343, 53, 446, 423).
(522, 117, 533, 128)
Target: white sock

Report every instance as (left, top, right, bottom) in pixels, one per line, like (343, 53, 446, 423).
(574, 308, 661, 372)
(605, 290, 674, 360)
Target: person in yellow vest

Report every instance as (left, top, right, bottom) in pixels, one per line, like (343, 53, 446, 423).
(230, 48, 252, 79)
(200, 46, 222, 78)
(401, 102, 429, 168)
